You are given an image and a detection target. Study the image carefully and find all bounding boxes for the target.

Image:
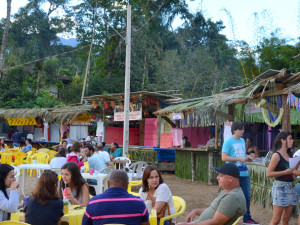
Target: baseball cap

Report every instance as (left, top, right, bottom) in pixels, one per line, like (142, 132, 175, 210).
(213, 163, 240, 179)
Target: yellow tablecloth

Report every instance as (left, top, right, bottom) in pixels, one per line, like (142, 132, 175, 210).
(149, 209, 157, 225)
(11, 205, 85, 225)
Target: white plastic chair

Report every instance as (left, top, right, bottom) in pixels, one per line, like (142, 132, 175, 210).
(127, 161, 148, 180)
(100, 166, 114, 175)
(12, 165, 20, 183)
(114, 157, 131, 169)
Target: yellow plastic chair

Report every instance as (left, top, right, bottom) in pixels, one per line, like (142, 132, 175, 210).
(12, 152, 26, 166)
(1, 153, 13, 164)
(0, 221, 31, 225)
(0, 150, 14, 155)
(37, 148, 49, 153)
(32, 152, 50, 164)
(159, 196, 186, 225)
(47, 150, 57, 161)
(232, 215, 243, 225)
(128, 180, 142, 193)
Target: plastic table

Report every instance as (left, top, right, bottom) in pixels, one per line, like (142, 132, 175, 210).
(81, 173, 108, 195)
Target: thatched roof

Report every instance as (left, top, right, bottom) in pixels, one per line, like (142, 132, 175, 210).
(0, 108, 49, 120)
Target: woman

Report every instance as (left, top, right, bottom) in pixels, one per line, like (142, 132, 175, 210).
(139, 165, 176, 225)
(25, 170, 64, 225)
(0, 138, 7, 151)
(0, 164, 19, 222)
(50, 148, 67, 169)
(246, 137, 259, 159)
(59, 162, 89, 206)
(67, 142, 84, 168)
(266, 131, 298, 225)
(110, 142, 122, 159)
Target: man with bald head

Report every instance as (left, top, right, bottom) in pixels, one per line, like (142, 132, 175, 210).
(82, 170, 150, 225)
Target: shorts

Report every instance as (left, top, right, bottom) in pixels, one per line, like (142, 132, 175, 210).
(272, 180, 297, 206)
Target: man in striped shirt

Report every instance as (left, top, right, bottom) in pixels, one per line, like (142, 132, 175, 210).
(82, 170, 150, 225)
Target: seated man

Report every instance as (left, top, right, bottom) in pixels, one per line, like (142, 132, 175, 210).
(21, 139, 33, 153)
(178, 163, 246, 225)
(83, 145, 113, 172)
(82, 170, 150, 225)
(52, 140, 67, 151)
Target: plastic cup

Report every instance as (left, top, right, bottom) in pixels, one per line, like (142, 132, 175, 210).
(63, 188, 70, 199)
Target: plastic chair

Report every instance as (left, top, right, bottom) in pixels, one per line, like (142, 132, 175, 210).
(47, 150, 57, 161)
(1, 153, 13, 164)
(100, 166, 114, 175)
(113, 157, 131, 169)
(32, 152, 49, 164)
(13, 152, 26, 166)
(37, 148, 49, 153)
(0, 221, 31, 225)
(127, 161, 148, 180)
(159, 196, 186, 225)
(84, 161, 89, 173)
(232, 215, 243, 225)
(127, 180, 142, 193)
(11, 165, 21, 183)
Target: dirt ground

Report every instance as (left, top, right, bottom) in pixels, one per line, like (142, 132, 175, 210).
(21, 173, 298, 225)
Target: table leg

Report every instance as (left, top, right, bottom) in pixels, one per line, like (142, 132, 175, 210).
(22, 169, 26, 196)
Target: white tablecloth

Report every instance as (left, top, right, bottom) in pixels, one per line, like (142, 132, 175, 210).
(18, 164, 50, 196)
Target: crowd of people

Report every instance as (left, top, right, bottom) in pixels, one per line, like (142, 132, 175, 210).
(2, 123, 300, 225)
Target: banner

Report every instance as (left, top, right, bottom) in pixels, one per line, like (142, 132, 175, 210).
(114, 103, 142, 121)
(7, 117, 37, 126)
(223, 121, 232, 141)
(71, 113, 91, 123)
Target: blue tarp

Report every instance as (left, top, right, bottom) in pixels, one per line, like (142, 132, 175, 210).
(153, 148, 175, 162)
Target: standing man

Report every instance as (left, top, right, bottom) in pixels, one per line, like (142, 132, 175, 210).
(221, 122, 259, 225)
(11, 130, 22, 148)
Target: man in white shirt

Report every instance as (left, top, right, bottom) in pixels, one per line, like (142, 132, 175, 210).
(96, 143, 111, 162)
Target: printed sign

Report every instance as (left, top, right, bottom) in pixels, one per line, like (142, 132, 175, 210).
(246, 103, 262, 114)
(224, 121, 232, 141)
(114, 103, 142, 121)
(71, 113, 91, 123)
(172, 113, 182, 120)
(7, 117, 37, 126)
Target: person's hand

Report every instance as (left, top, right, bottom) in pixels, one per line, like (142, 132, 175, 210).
(82, 157, 87, 162)
(67, 189, 75, 201)
(285, 168, 294, 175)
(186, 209, 199, 223)
(10, 181, 19, 190)
(239, 157, 247, 162)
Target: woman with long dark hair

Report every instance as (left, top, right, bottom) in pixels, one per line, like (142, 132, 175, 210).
(139, 165, 176, 225)
(267, 131, 298, 225)
(25, 170, 63, 225)
(59, 162, 89, 206)
(0, 164, 19, 222)
(246, 137, 259, 159)
(110, 142, 122, 159)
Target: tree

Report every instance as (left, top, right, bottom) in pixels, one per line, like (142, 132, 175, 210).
(0, 0, 12, 79)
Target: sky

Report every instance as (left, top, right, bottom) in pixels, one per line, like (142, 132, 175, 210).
(0, 0, 299, 45)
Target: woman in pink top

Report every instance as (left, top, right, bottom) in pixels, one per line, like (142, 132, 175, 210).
(66, 142, 84, 168)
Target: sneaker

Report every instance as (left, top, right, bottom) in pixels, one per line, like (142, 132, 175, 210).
(243, 219, 260, 225)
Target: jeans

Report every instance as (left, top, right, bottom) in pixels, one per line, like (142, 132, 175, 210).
(239, 176, 251, 222)
(13, 143, 20, 148)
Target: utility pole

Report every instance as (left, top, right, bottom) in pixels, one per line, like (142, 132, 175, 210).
(123, 4, 131, 157)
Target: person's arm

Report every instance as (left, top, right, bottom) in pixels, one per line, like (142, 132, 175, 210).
(0, 182, 19, 213)
(221, 152, 247, 163)
(254, 147, 260, 157)
(266, 153, 294, 178)
(186, 208, 206, 222)
(178, 211, 230, 225)
(67, 184, 89, 207)
(106, 161, 113, 166)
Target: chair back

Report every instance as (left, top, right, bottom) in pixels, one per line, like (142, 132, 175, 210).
(11, 165, 21, 182)
(100, 166, 114, 175)
(13, 152, 26, 166)
(0, 150, 14, 155)
(32, 152, 49, 164)
(0, 221, 31, 224)
(1, 153, 13, 164)
(159, 196, 186, 225)
(127, 180, 142, 193)
(114, 157, 131, 169)
(37, 148, 49, 153)
(51, 168, 62, 175)
(129, 161, 148, 179)
(47, 150, 57, 161)
(232, 215, 243, 225)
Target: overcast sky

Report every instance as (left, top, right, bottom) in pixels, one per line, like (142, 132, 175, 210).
(1, 0, 299, 45)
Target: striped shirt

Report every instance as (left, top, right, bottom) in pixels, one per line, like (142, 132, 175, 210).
(82, 187, 149, 225)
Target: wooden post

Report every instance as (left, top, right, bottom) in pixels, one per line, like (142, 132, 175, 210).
(102, 108, 106, 143)
(191, 152, 195, 182)
(228, 104, 234, 121)
(208, 151, 213, 185)
(281, 94, 291, 132)
(214, 123, 219, 149)
(156, 116, 161, 147)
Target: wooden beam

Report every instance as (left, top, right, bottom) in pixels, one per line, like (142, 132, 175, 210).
(281, 94, 291, 132)
(215, 110, 234, 121)
(156, 116, 161, 147)
(162, 116, 176, 128)
(214, 123, 219, 149)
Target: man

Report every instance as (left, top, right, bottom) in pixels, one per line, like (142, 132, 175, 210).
(178, 163, 246, 225)
(82, 170, 150, 225)
(96, 143, 110, 162)
(83, 145, 112, 172)
(7, 127, 14, 139)
(21, 139, 32, 153)
(11, 130, 22, 148)
(52, 140, 67, 151)
(221, 122, 259, 225)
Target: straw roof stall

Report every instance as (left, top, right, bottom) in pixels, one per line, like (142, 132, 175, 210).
(0, 108, 49, 120)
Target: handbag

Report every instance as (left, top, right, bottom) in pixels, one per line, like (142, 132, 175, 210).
(147, 193, 172, 224)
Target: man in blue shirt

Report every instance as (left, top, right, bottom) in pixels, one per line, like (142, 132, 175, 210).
(83, 145, 112, 172)
(82, 170, 149, 225)
(221, 122, 259, 225)
(21, 139, 33, 153)
(12, 130, 22, 148)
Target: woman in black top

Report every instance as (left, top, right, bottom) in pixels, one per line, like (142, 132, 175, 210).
(267, 131, 299, 225)
(25, 170, 64, 225)
(246, 137, 259, 159)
